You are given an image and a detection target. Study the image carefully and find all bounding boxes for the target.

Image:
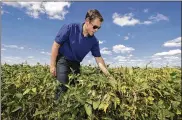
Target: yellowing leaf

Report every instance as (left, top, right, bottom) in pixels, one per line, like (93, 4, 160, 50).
(98, 102, 105, 110)
(121, 86, 127, 93)
(23, 88, 30, 95)
(124, 111, 130, 117)
(86, 99, 92, 105)
(93, 101, 100, 110)
(84, 104, 92, 116)
(103, 103, 109, 113)
(32, 88, 37, 93)
(148, 96, 154, 101)
(176, 109, 181, 115)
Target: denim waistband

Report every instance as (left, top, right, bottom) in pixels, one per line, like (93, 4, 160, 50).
(58, 53, 80, 64)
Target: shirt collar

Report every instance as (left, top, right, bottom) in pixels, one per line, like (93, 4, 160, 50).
(80, 22, 93, 38)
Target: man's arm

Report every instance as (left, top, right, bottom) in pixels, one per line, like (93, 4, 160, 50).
(95, 56, 117, 88)
(95, 57, 110, 76)
(50, 24, 70, 76)
(50, 41, 60, 76)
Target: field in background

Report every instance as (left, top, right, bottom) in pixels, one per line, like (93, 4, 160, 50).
(1, 63, 181, 120)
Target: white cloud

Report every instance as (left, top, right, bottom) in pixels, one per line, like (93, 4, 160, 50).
(1, 9, 10, 15)
(99, 40, 105, 44)
(1, 56, 24, 64)
(100, 47, 112, 55)
(145, 55, 181, 67)
(123, 33, 133, 40)
(2, 44, 24, 50)
(17, 17, 22, 20)
(163, 37, 181, 47)
(88, 60, 91, 64)
(41, 51, 51, 56)
(85, 54, 90, 58)
(154, 49, 181, 56)
(3, 2, 71, 20)
(143, 9, 149, 13)
(140, 13, 169, 24)
(27, 56, 34, 59)
(149, 13, 169, 22)
(124, 36, 129, 40)
(152, 57, 162, 60)
(164, 56, 180, 61)
(130, 59, 143, 62)
(142, 20, 153, 25)
(113, 12, 169, 27)
(114, 56, 127, 62)
(127, 54, 133, 58)
(1, 5, 9, 15)
(106, 54, 181, 68)
(1, 48, 6, 51)
(113, 12, 140, 27)
(1, 55, 50, 65)
(113, 44, 135, 53)
(43, 2, 71, 20)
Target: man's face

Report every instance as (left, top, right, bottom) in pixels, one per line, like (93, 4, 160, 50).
(86, 18, 102, 36)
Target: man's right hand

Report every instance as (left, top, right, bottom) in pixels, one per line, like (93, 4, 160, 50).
(50, 41, 60, 77)
(50, 66, 56, 77)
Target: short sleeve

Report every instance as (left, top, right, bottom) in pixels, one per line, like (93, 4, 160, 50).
(55, 24, 70, 45)
(91, 40, 101, 57)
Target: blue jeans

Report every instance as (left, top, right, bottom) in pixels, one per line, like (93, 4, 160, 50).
(55, 54, 80, 99)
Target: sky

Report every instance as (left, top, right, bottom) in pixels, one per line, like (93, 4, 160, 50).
(1, 2, 181, 68)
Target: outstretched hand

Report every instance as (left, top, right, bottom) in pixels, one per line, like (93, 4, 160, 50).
(107, 75, 117, 88)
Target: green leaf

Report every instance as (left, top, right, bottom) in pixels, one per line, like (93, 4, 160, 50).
(11, 106, 22, 113)
(171, 101, 180, 108)
(75, 96, 85, 104)
(32, 88, 37, 93)
(86, 99, 93, 105)
(148, 96, 154, 101)
(158, 100, 164, 105)
(151, 88, 163, 97)
(124, 111, 130, 117)
(93, 101, 100, 110)
(23, 88, 31, 95)
(98, 102, 105, 110)
(129, 68, 133, 75)
(142, 82, 149, 89)
(1, 94, 8, 102)
(7, 101, 15, 106)
(15, 93, 23, 99)
(176, 109, 181, 115)
(121, 86, 127, 93)
(84, 104, 92, 116)
(170, 72, 177, 76)
(33, 109, 48, 116)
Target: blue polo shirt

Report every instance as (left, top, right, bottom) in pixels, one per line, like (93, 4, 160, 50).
(55, 23, 101, 62)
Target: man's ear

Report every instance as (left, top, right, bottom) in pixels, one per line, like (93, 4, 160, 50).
(85, 18, 90, 23)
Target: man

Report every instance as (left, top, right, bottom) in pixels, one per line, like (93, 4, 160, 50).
(50, 9, 115, 99)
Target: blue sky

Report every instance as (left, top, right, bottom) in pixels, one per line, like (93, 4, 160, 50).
(1, 2, 181, 67)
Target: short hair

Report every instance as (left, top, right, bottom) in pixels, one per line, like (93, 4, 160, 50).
(85, 9, 104, 22)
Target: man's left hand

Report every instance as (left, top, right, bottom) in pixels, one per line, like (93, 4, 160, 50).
(107, 75, 117, 88)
